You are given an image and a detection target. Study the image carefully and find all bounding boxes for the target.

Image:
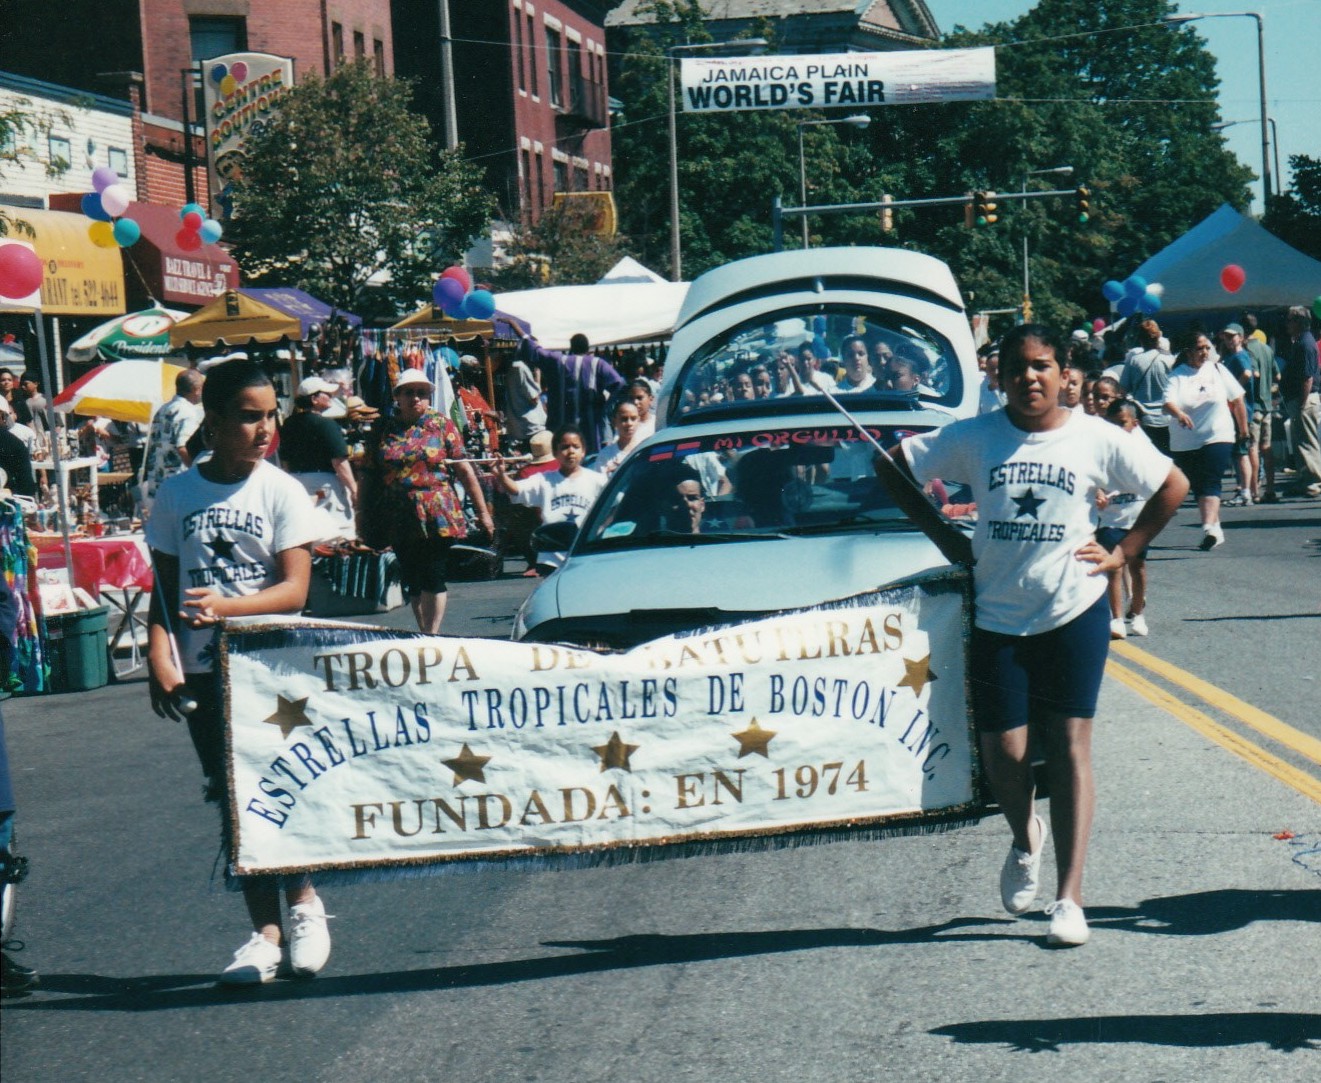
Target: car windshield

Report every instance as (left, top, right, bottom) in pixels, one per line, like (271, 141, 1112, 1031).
(578, 423, 933, 554)
(670, 306, 960, 421)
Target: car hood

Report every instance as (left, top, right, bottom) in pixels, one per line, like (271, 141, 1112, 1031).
(516, 528, 949, 648)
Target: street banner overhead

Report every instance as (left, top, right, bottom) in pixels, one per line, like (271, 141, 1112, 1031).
(681, 46, 995, 113)
(221, 571, 979, 880)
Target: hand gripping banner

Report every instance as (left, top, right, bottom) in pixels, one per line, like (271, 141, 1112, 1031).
(221, 568, 980, 881)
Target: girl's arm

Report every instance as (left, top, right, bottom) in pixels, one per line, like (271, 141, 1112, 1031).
(181, 546, 312, 625)
(147, 550, 187, 719)
(451, 457, 495, 535)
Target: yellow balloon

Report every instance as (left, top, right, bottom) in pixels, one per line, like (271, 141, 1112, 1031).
(88, 221, 116, 248)
(220, 74, 237, 97)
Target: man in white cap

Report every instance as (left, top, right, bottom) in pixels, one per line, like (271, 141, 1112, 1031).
(280, 375, 357, 537)
(143, 368, 205, 512)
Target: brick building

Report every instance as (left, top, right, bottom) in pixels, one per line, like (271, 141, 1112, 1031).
(2, 0, 394, 213)
(393, 0, 614, 226)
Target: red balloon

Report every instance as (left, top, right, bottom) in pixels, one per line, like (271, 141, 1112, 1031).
(176, 228, 203, 252)
(439, 265, 472, 292)
(1220, 264, 1246, 293)
(0, 242, 44, 299)
(182, 211, 204, 231)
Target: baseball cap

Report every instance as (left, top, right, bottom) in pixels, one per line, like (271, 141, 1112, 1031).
(297, 376, 339, 397)
(1221, 322, 1244, 337)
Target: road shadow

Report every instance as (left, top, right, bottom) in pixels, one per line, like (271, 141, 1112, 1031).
(7, 888, 1317, 1014)
(931, 1011, 1319, 1052)
(1183, 612, 1321, 622)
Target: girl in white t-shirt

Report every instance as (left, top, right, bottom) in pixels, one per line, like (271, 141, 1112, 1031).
(594, 398, 644, 478)
(146, 360, 330, 986)
(894, 325, 1187, 948)
(494, 425, 606, 574)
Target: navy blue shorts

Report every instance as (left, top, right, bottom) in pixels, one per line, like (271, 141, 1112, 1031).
(1096, 525, 1148, 561)
(970, 594, 1111, 733)
(1172, 441, 1232, 499)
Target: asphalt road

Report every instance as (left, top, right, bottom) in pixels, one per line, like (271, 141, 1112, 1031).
(2, 496, 1318, 1082)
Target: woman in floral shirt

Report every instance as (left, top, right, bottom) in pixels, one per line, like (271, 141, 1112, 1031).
(361, 369, 493, 632)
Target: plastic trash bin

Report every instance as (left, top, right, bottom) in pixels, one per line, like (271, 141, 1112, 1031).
(44, 606, 110, 693)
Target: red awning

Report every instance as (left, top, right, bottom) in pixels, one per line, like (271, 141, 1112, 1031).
(48, 195, 240, 309)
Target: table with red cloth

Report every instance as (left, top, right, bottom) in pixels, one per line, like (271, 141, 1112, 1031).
(32, 533, 153, 675)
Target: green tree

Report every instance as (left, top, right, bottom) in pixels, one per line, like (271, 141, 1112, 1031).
(485, 198, 631, 290)
(1265, 155, 1321, 263)
(227, 62, 493, 319)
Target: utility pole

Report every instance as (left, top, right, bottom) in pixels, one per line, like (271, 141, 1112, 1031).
(437, 0, 458, 149)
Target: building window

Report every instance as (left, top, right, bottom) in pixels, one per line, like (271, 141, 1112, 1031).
(108, 147, 128, 177)
(190, 15, 247, 62)
(521, 149, 533, 217)
(535, 150, 545, 212)
(332, 22, 344, 65)
(374, 39, 385, 76)
(354, 31, 365, 60)
(47, 135, 71, 170)
(573, 165, 588, 192)
(546, 27, 562, 108)
(514, 13, 525, 92)
(553, 158, 568, 192)
(568, 38, 583, 109)
(526, 16, 538, 97)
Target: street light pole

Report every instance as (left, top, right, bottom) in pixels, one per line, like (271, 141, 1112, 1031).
(667, 38, 767, 282)
(1021, 165, 1073, 319)
(796, 114, 870, 248)
(1163, 11, 1271, 210)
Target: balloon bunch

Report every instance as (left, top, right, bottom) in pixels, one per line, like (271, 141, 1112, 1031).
(432, 265, 496, 321)
(1102, 275, 1163, 317)
(209, 59, 250, 99)
(81, 166, 141, 248)
(0, 241, 44, 300)
(175, 202, 224, 252)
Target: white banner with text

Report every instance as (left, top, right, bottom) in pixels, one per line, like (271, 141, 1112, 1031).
(221, 570, 978, 879)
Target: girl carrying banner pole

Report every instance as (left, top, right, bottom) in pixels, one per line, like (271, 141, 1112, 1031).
(886, 325, 1187, 947)
(146, 360, 328, 985)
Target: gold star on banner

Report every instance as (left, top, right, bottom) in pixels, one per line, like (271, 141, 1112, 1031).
(731, 718, 776, 759)
(262, 695, 313, 739)
(443, 743, 491, 786)
(592, 732, 639, 772)
(898, 654, 937, 698)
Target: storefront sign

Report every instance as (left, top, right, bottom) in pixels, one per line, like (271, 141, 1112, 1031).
(680, 46, 995, 113)
(0, 210, 125, 316)
(200, 52, 296, 220)
(221, 571, 978, 880)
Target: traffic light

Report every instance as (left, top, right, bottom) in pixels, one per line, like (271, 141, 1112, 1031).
(1075, 185, 1090, 224)
(974, 190, 998, 226)
(1021, 295, 1033, 322)
(880, 193, 894, 233)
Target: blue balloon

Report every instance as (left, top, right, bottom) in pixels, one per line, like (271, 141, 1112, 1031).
(811, 334, 831, 360)
(1101, 279, 1124, 303)
(464, 289, 496, 321)
(82, 192, 112, 222)
(179, 202, 206, 222)
(433, 276, 466, 310)
(1123, 275, 1148, 298)
(812, 315, 828, 334)
(1116, 295, 1140, 317)
(199, 218, 224, 244)
(1139, 290, 1162, 314)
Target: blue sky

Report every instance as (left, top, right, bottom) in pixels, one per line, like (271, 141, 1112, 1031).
(924, 0, 1320, 214)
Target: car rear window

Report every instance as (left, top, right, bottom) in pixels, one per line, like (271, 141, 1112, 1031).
(669, 305, 961, 422)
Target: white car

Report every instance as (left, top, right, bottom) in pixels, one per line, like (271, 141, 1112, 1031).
(514, 247, 979, 649)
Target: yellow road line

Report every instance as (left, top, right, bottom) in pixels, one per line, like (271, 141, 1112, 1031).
(1112, 640, 1321, 767)
(1106, 660, 1321, 805)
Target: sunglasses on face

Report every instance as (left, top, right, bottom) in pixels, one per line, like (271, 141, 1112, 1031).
(396, 387, 430, 397)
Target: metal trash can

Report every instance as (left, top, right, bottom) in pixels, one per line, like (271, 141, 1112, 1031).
(44, 606, 110, 693)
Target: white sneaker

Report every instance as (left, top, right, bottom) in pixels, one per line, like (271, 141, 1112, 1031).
(1129, 614, 1149, 636)
(1000, 814, 1048, 915)
(219, 932, 281, 985)
(288, 895, 332, 977)
(1109, 618, 1127, 640)
(1199, 526, 1225, 551)
(1045, 898, 1091, 946)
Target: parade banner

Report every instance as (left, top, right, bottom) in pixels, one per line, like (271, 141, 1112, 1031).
(221, 569, 978, 880)
(680, 46, 995, 114)
(200, 52, 295, 220)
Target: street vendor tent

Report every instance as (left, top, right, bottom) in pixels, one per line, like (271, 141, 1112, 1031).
(240, 288, 362, 339)
(494, 276, 689, 350)
(1131, 204, 1321, 315)
(168, 289, 302, 349)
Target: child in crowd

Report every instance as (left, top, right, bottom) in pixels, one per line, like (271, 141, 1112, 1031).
(627, 379, 657, 440)
(595, 397, 645, 477)
(890, 324, 1186, 948)
(1097, 399, 1153, 638)
(493, 425, 606, 576)
(146, 359, 328, 986)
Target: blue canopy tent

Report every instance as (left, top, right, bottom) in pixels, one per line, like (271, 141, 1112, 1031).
(238, 287, 361, 339)
(1130, 205, 1321, 320)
